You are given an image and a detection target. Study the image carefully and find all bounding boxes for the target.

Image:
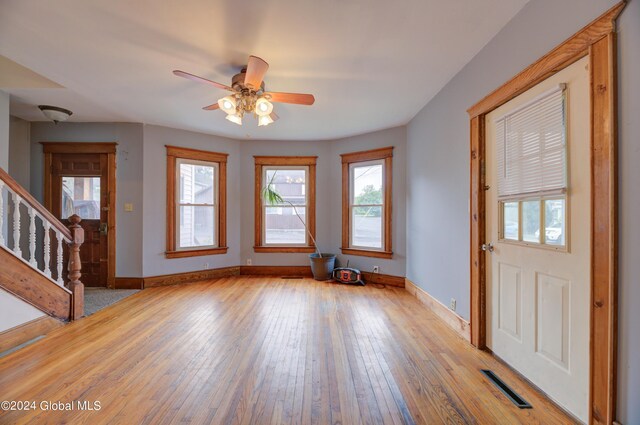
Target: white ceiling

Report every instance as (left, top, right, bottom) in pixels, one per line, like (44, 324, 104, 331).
(0, 0, 527, 140)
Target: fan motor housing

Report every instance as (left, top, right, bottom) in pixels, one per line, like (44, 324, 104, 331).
(232, 69, 265, 92)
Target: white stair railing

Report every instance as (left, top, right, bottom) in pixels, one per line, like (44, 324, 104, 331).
(0, 172, 72, 288)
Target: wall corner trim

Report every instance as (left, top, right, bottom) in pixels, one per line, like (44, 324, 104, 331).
(405, 278, 471, 342)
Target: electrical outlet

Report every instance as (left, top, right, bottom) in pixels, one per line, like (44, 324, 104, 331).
(246, 259, 252, 266)
(450, 298, 456, 311)
(204, 262, 210, 269)
(373, 266, 380, 274)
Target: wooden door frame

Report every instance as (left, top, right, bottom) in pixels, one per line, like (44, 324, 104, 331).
(467, 3, 624, 424)
(41, 142, 117, 289)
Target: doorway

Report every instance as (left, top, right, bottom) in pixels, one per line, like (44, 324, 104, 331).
(485, 57, 590, 421)
(42, 142, 117, 288)
(467, 4, 622, 423)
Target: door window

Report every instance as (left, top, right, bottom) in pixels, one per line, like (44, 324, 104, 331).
(496, 85, 568, 248)
(61, 176, 101, 219)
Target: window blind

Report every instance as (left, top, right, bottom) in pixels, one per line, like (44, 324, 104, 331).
(495, 85, 567, 199)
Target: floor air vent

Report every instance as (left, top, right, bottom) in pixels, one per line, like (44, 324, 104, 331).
(481, 369, 532, 409)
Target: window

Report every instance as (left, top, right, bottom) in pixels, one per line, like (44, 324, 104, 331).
(254, 156, 316, 253)
(166, 146, 228, 258)
(61, 176, 101, 219)
(496, 85, 567, 248)
(341, 147, 393, 258)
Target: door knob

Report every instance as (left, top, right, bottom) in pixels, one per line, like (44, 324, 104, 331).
(99, 223, 108, 235)
(481, 243, 494, 252)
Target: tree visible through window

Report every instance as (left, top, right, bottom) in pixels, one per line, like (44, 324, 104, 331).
(351, 162, 384, 248)
(341, 147, 393, 258)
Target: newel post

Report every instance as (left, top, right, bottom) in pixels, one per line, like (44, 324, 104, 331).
(68, 214, 84, 320)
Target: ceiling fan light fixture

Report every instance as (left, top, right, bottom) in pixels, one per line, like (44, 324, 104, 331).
(258, 114, 274, 127)
(174, 55, 314, 128)
(218, 95, 237, 114)
(38, 105, 72, 124)
(255, 98, 273, 116)
(225, 113, 243, 125)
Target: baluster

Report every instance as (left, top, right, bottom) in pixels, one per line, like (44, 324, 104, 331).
(44, 222, 51, 277)
(28, 207, 37, 267)
(0, 180, 4, 247)
(67, 215, 84, 320)
(12, 193, 21, 257)
(56, 231, 64, 286)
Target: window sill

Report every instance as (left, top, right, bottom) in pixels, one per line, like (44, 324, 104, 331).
(341, 248, 393, 259)
(165, 247, 228, 258)
(253, 246, 316, 253)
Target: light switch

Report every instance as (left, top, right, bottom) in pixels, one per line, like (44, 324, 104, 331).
(124, 203, 134, 212)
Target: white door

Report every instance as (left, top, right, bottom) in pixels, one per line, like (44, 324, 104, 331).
(485, 56, 590, 422)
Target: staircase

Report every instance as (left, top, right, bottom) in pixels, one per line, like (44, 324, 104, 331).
(0, 167, 84, 322)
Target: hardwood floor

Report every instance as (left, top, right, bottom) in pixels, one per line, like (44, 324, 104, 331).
(0, 277, 575, 424)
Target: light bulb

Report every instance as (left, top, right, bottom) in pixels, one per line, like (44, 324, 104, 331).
(255, 98, 273, 116)
(218, 95, 237, 114)
(258, 114, 274, 127)
(226, 113, 242, 125)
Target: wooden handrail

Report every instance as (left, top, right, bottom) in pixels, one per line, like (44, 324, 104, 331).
(0, 167, 72, 240)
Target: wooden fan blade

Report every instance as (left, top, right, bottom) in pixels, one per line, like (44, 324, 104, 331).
(202, 103, 220, 111)
(270, 112, 279, 121)
(244, 56, 269, 90)
(173, 70, 234, 91)
(266, 92, 315, 105)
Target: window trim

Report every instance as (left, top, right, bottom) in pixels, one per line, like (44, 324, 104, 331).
(498, 195, 569, 252)
(254, 156, 317, 253)
(166, 145, 228, 258)
(341, 147, 393, 259)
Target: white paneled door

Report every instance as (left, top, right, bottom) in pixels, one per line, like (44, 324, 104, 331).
(485, 57, 590, 422)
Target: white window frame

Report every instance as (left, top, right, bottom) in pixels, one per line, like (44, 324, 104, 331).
(262, 165, 309, 247)
(349, 159, 385, 251)
(498, 195, 568, 251)
(175, 158, 219, 251)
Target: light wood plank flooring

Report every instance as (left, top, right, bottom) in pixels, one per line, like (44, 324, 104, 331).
(0, 276, 575, 424)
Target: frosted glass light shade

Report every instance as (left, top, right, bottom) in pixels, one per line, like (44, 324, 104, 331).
(38, 105, 72, 123)
(225, 113, 242, 125)
(258, 114, 274, 126)
(218, 96, 237, 114)
(255, 98, 273, 116)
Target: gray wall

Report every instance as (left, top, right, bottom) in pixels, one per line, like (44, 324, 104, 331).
(30, 122, 144, 277)
(0, 91, 9, 170)
(28, 123, 407, 278)
(616, 0, 640, 421)
(239, 138, 333, 268)
(238, 126, 406, 277)
(8, 116, 30, 190)
(405, 0, 639, 422)
(141, 125, 241, 276)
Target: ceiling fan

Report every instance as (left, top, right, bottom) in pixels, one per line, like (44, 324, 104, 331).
(173, 55, 315, 127)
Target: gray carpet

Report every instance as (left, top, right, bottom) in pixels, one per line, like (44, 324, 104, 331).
(84, 288, 140, 316)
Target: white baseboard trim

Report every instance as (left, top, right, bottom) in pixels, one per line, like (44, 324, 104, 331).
(405, 278, 471, 342)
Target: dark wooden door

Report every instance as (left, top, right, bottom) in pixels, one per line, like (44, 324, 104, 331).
(50, 153, 109, 287)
